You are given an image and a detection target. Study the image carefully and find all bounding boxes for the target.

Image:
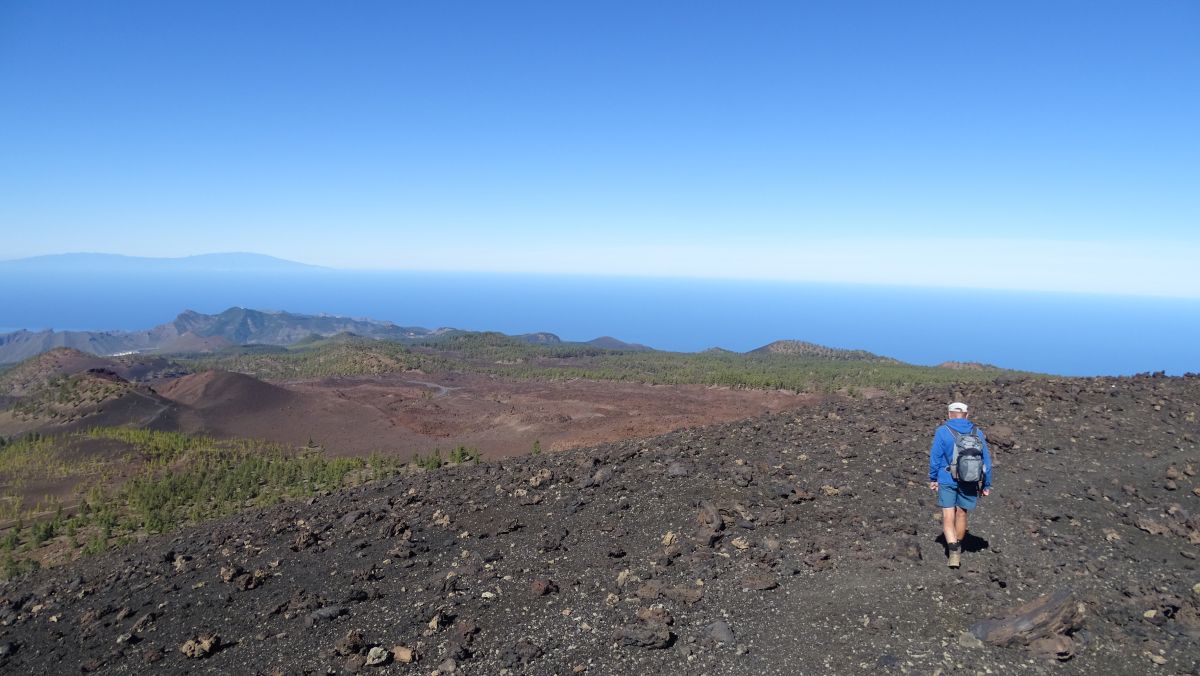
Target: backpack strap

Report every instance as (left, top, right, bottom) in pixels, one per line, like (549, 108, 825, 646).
(947, 423, 982, 441)
(943, 424, 961, 476)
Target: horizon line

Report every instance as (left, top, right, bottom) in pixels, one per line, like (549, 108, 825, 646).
(4, 250, 1199, 302)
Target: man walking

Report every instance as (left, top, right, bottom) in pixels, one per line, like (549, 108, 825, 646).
(928, 401, 992, 568)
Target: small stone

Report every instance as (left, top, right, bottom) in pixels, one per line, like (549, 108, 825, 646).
(616, 569, 636, 588)
(637, 606, 674, 626)
(437, 657, 458, 672)
(131, 612, 156, 633)
(740, 573, 778, 591)
(957, 631, 984, 649)
(391, 645, 418, 663)
(530, 579, 559, 596)
(615, 624, 672, 649)
(1136, 517, 1169, 536)
(876, 654, 900, 669)
(500, 639, 544, 668)
(335, 630, 366, 656)
(307, 606, 348, 626)
(1149, 654, 1167, 665)
(180, 634, 220, 659)
(635, 582, 663, 600)
(708, 620, 735, 644)
(730, 537, 752, 550)
(696, 501, 724, 530)
(1029, 635, 1075, 661)
(663, 585, 704, 605)
(366, 646, 389, 666)
(591, 467, 614, 485)
(1143, 609, 1157, 619)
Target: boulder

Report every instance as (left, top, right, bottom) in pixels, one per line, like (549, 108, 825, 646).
(969, 589, 1084, 659)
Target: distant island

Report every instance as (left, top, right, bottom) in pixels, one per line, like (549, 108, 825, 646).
(0, 252, 324, 272)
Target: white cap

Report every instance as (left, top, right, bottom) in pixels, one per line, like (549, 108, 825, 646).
(948, 402, 969, 413)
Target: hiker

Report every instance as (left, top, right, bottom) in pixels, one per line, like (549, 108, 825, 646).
(928, 401, 992, 568)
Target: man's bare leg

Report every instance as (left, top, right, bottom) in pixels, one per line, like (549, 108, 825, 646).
(941, 508, 959, 544)
(955, 508, 968, 542)
(942, 507, 962, 568)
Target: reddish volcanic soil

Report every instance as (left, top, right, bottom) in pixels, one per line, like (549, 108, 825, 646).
(155, 371, 818, 457)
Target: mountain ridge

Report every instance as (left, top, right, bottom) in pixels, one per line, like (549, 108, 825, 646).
(750, 339, 895, 362)
(0, 309, 673, 364)
(0, 308, 440, 364)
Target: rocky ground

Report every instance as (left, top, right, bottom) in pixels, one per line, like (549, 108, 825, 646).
(1, 374, 1198, 674)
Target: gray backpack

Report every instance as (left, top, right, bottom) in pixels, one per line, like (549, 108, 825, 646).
(947, 424, 985, 487)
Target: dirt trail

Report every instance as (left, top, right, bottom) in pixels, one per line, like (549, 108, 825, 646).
(402, 380, 462, 398)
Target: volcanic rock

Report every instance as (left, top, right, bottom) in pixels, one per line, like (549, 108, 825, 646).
(708, 620, 736, 645)
(616, 624, 672, 649)
(180, 634, 220, 659)
(969, 589, 1085, 658)
(365, 646, 389, 666)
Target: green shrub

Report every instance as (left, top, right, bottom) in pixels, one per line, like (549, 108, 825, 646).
(414, 449, 443, 470)
(82, 534, 108, 556)
(181, 332, 1030, 394)
(448, 446, 480, 464)
(1, 528, 19, 551)
(30, 519, 56, 545)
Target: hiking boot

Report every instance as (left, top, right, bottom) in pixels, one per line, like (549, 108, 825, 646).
(947, 542, 961, 568)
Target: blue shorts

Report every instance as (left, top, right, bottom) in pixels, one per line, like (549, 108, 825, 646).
(937, 482, 979, 511)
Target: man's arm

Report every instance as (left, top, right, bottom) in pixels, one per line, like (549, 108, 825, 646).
(928, 427, 945, 484)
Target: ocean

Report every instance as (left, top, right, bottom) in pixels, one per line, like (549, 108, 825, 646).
(1, 270, 1197, 376)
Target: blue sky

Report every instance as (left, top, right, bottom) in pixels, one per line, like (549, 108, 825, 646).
(1, 1, 1197, 295)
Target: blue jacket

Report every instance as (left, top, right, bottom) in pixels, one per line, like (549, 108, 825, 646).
(928, 418, 992, 489)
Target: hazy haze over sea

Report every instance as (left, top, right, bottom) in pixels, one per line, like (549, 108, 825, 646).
(1, 270, 1196, 376)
